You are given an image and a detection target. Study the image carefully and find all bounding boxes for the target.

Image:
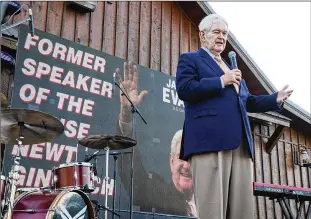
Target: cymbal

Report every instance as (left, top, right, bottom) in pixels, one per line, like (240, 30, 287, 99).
(78, 134, 137, 150)
(1, 108, 64, 145)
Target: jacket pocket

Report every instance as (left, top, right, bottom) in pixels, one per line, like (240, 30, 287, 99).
(194, 108, 217, 118)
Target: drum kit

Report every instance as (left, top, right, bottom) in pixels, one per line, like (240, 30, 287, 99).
(0, 108, 137, 219)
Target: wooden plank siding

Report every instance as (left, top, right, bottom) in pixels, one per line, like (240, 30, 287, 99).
(2, 2, 311, 219)
(253, 125, 311, 219)
(26, 1, 199, 74)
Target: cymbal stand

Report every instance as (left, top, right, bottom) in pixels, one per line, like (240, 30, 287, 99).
(5, 122, 25, 219)
(88, 150, 121, 219)
(88, 144, 115, 219)
(74, 143, 78, 189)
(112, 153, 118, 219)
(88, 152, 129, 219)
(115, 80, 147, 219)
(104, 145, 109, 219)
(93, 167, 104, 219)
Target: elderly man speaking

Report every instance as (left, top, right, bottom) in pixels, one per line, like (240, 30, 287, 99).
(176, 14, 293, 219)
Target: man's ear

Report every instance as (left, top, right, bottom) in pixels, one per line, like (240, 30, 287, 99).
(199, 31, 204, 41)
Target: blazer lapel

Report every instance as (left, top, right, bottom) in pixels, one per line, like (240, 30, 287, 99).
(198, 48, 242, 93)
(198, 48, 223, 76)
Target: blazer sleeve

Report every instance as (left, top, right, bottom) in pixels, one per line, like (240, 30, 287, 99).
(243, 81, 283, 113)
(176, 53, 223, 102)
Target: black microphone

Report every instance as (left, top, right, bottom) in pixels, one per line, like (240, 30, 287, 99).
(28, 8, 34, 37)
(228, 51, 238, 69)
(112, 72, 116, 93)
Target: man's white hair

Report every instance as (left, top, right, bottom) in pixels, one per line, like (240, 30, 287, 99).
(171, 129, 183, 155)
(199, 14, 228, 32)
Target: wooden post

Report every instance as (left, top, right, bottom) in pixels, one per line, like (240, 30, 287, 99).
(266, 125, 286, 154)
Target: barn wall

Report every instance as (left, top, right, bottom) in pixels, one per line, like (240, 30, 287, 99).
(2, 1, 311, 218)
(11, 1, 200, 75)
(253, 123, 311, 219)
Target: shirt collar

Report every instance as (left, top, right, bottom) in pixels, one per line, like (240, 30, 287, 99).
(201, 47, 221, 60)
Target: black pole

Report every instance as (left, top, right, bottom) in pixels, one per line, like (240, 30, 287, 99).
(112, 154, 118, 219)
(129, 106, 136, 219)
(129, 147, 134, 218)
(114, 79, 147, 219)
(118, 153, 123, 213)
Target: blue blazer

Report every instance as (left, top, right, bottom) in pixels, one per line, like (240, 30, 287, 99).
(176, 48, 281, 160)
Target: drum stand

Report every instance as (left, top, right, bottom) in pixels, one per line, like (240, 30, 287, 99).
(88, 147, 121, 219)
(88, 151, 132, 219)
(3, 123, 25, 219)
(112, 153, 118, 219)
(103, 146, 109, 219)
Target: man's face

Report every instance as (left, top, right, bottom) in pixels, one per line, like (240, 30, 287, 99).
(170, 138, 193, 193)
(200, 20, 228, 55)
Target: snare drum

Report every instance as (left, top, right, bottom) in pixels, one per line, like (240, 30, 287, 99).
(4, 189, 95, 219)
(52, 162, 95, 192)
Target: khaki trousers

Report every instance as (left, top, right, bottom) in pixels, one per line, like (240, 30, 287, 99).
(190, 142, 254, 219)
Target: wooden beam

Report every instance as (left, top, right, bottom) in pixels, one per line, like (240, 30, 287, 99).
(1, 37, 17, 50)
(266, 125, 286, 154)
(248, 112, 291, 127)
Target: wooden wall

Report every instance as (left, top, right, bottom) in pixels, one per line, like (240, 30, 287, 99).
(253, 124, 311, 219)
(2, 1, 311, 218)
(11, 1, 199, 76)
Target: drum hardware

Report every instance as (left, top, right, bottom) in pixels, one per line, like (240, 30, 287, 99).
(91, 200, 121, 219)
(87, 151, 132, 219)
(90, 166, 121, 219)
(93, 166, 105, 219)
(0, 108, 64, 219)
(84, 149, 102, 184)
(99, 146, 109, 219)
(79, 135, 136, 219)
(39, 187, 53, 193)
(83, 184, 93, 192)
(74, 143, 79, 193)
(112, 152, 119, 219)
(5, 126, 28, 219)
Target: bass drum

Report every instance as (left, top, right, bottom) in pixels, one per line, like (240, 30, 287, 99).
(5, 189, 95, 219)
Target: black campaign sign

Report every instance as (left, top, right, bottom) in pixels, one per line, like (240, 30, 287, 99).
(3, 25, 194, 217)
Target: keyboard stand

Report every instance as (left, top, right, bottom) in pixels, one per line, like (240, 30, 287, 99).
(306, 202, 311, 219)
(276, 197, 311, 219)
(253, 181, 311, 219)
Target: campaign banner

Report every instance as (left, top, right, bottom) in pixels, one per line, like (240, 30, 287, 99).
(3, 24, 196, 218)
